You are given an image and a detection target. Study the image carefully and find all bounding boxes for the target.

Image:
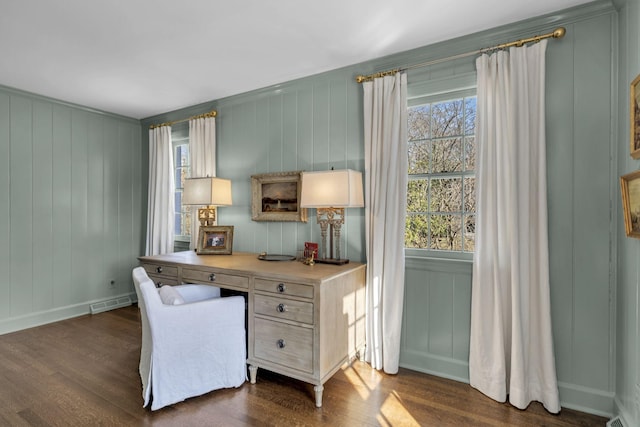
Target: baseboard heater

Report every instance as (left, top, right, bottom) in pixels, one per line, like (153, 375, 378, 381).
(90, 296, 133, 314)
(607, 416, 626, 427)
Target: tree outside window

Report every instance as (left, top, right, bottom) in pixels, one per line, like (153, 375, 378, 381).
(406, 94, 476, 252)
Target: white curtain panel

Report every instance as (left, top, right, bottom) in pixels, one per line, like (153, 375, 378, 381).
(145, 125, 175, 256)
(362, 73, 408, 374)
(188, 116, 217, 250)
(469, 39, 560, 413)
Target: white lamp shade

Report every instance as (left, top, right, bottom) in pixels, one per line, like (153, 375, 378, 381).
(300, 169, 364, 208)
(182, 177, 233, 206)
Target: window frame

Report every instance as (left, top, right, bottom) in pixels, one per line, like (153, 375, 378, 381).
(405, 75, 477, 261)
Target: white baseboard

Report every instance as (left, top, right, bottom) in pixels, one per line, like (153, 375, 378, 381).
(399, 349, 615, 418)
(0, 292, 137, 335)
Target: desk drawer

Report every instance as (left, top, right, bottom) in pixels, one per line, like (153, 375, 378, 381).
(141, 263, 178, 278)
(254, 318, 313, 374)
(254, 278, 313, 299)
(254, 294, 313, 324)
(182, 268, 249, 289)
(147, 274, 180, 287)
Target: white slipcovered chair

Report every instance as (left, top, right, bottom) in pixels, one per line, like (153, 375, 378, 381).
(132, 266, 246, 410)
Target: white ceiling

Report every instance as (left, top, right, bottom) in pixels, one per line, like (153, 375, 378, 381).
(1, 0, 593, 120)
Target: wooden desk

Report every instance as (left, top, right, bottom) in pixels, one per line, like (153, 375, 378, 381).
(138, 251, 366, 407)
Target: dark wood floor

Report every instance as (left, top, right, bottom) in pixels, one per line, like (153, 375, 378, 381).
(0, 305, 607, 426)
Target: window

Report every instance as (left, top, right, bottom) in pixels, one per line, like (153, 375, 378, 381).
(405, 90, 476, 253)
(173, 136, 192, 240)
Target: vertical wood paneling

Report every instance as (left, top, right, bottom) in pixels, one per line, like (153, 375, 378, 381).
(329, 78, 347, 168)
(546, 21, 577, 387)
(0, 86, 142, 333)
(32, 101, 54, 311)
(10, 96, 33, 315)
(452, 272, 471, 360)
(103, 118, 120, 296)
(616, 0, 640, 425)
(0, 93, 9, 318)
(118, 123, 134, 289)
(87, 114, 105, 296)
(571, 14, 613, 391)
(428, 271, 454, 357)
(401, 259, 472, 381)
(71, 110, 89, 303)
(402, 266, 430, 354)
(130, 121, 144, 271)
(52, 105, 72, 307)
(312, 81, 330, 169)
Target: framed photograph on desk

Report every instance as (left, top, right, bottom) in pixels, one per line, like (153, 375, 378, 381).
(197, 225, 234, 254)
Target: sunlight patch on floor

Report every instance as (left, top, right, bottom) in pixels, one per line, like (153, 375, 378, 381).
(377, 391, 421, 426)
(343, 365, 377, 400)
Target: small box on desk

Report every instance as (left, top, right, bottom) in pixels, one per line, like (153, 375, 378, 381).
(304, 242, 318, 259)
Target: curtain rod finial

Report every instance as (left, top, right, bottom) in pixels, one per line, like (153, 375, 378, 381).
(553, 27, 566, 39)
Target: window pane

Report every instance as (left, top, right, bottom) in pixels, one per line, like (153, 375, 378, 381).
(429, 214, 462, 251)
(408, 141, 430, 174)
(404, 91, 476, 253)
(430, 178, 462, 212)
(431, 138, 462, 173)
(464, 136, 476, 171)
(432, 99, 463, 137)
(464, 214, 475, 252)
(464, 177, 476, 212)
(405, 214, 429, 248)
(175, 144, 190, 167)
(174, 191, 182, 211)
(408, 105, 430, 141)
(175, 166, 189, 190)
(407, 179, 429, 212)
(174, 213, 181, 236)
(465, 97, 477, 135)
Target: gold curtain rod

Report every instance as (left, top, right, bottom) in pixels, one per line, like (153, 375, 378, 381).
(149, 110, 217, 129)
(355, 27, 566, 83)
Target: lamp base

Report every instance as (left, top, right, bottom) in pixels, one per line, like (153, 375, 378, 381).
(315, 258, 350, 265)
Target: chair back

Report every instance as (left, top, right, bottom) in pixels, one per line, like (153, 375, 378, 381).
(132, 266, 154, 404)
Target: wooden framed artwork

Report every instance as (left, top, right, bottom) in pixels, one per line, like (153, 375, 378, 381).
(631, 74, 640, 159)
(620, 170, 640, 239)
(197, 225, 234, 254)
(251, 171, 307, 222)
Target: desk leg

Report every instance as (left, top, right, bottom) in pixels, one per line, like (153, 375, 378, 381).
(314, 384, 324, 407)
(249, 365, 258, 384)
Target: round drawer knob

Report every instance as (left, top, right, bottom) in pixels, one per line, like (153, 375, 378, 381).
(277, 283, 286, 293)
(277, 339, 286, 349)
(276, 303, 287, 313)
(156, 266, 163, 273)
(209, 273, 216, 281)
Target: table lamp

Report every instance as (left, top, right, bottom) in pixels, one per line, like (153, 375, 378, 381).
(300, 169, 364, 265)
(182, 177, 233, 226)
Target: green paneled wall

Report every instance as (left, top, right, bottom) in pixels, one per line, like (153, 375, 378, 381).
(615, 0, 640, 426)
(0, 86, 143, 333)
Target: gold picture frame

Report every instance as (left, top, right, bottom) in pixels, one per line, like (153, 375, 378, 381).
(630, 74, 640, 159)
(197, 225, 234, 254)
(251, 171, 307, 222)
(620, 170, 640, 239)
